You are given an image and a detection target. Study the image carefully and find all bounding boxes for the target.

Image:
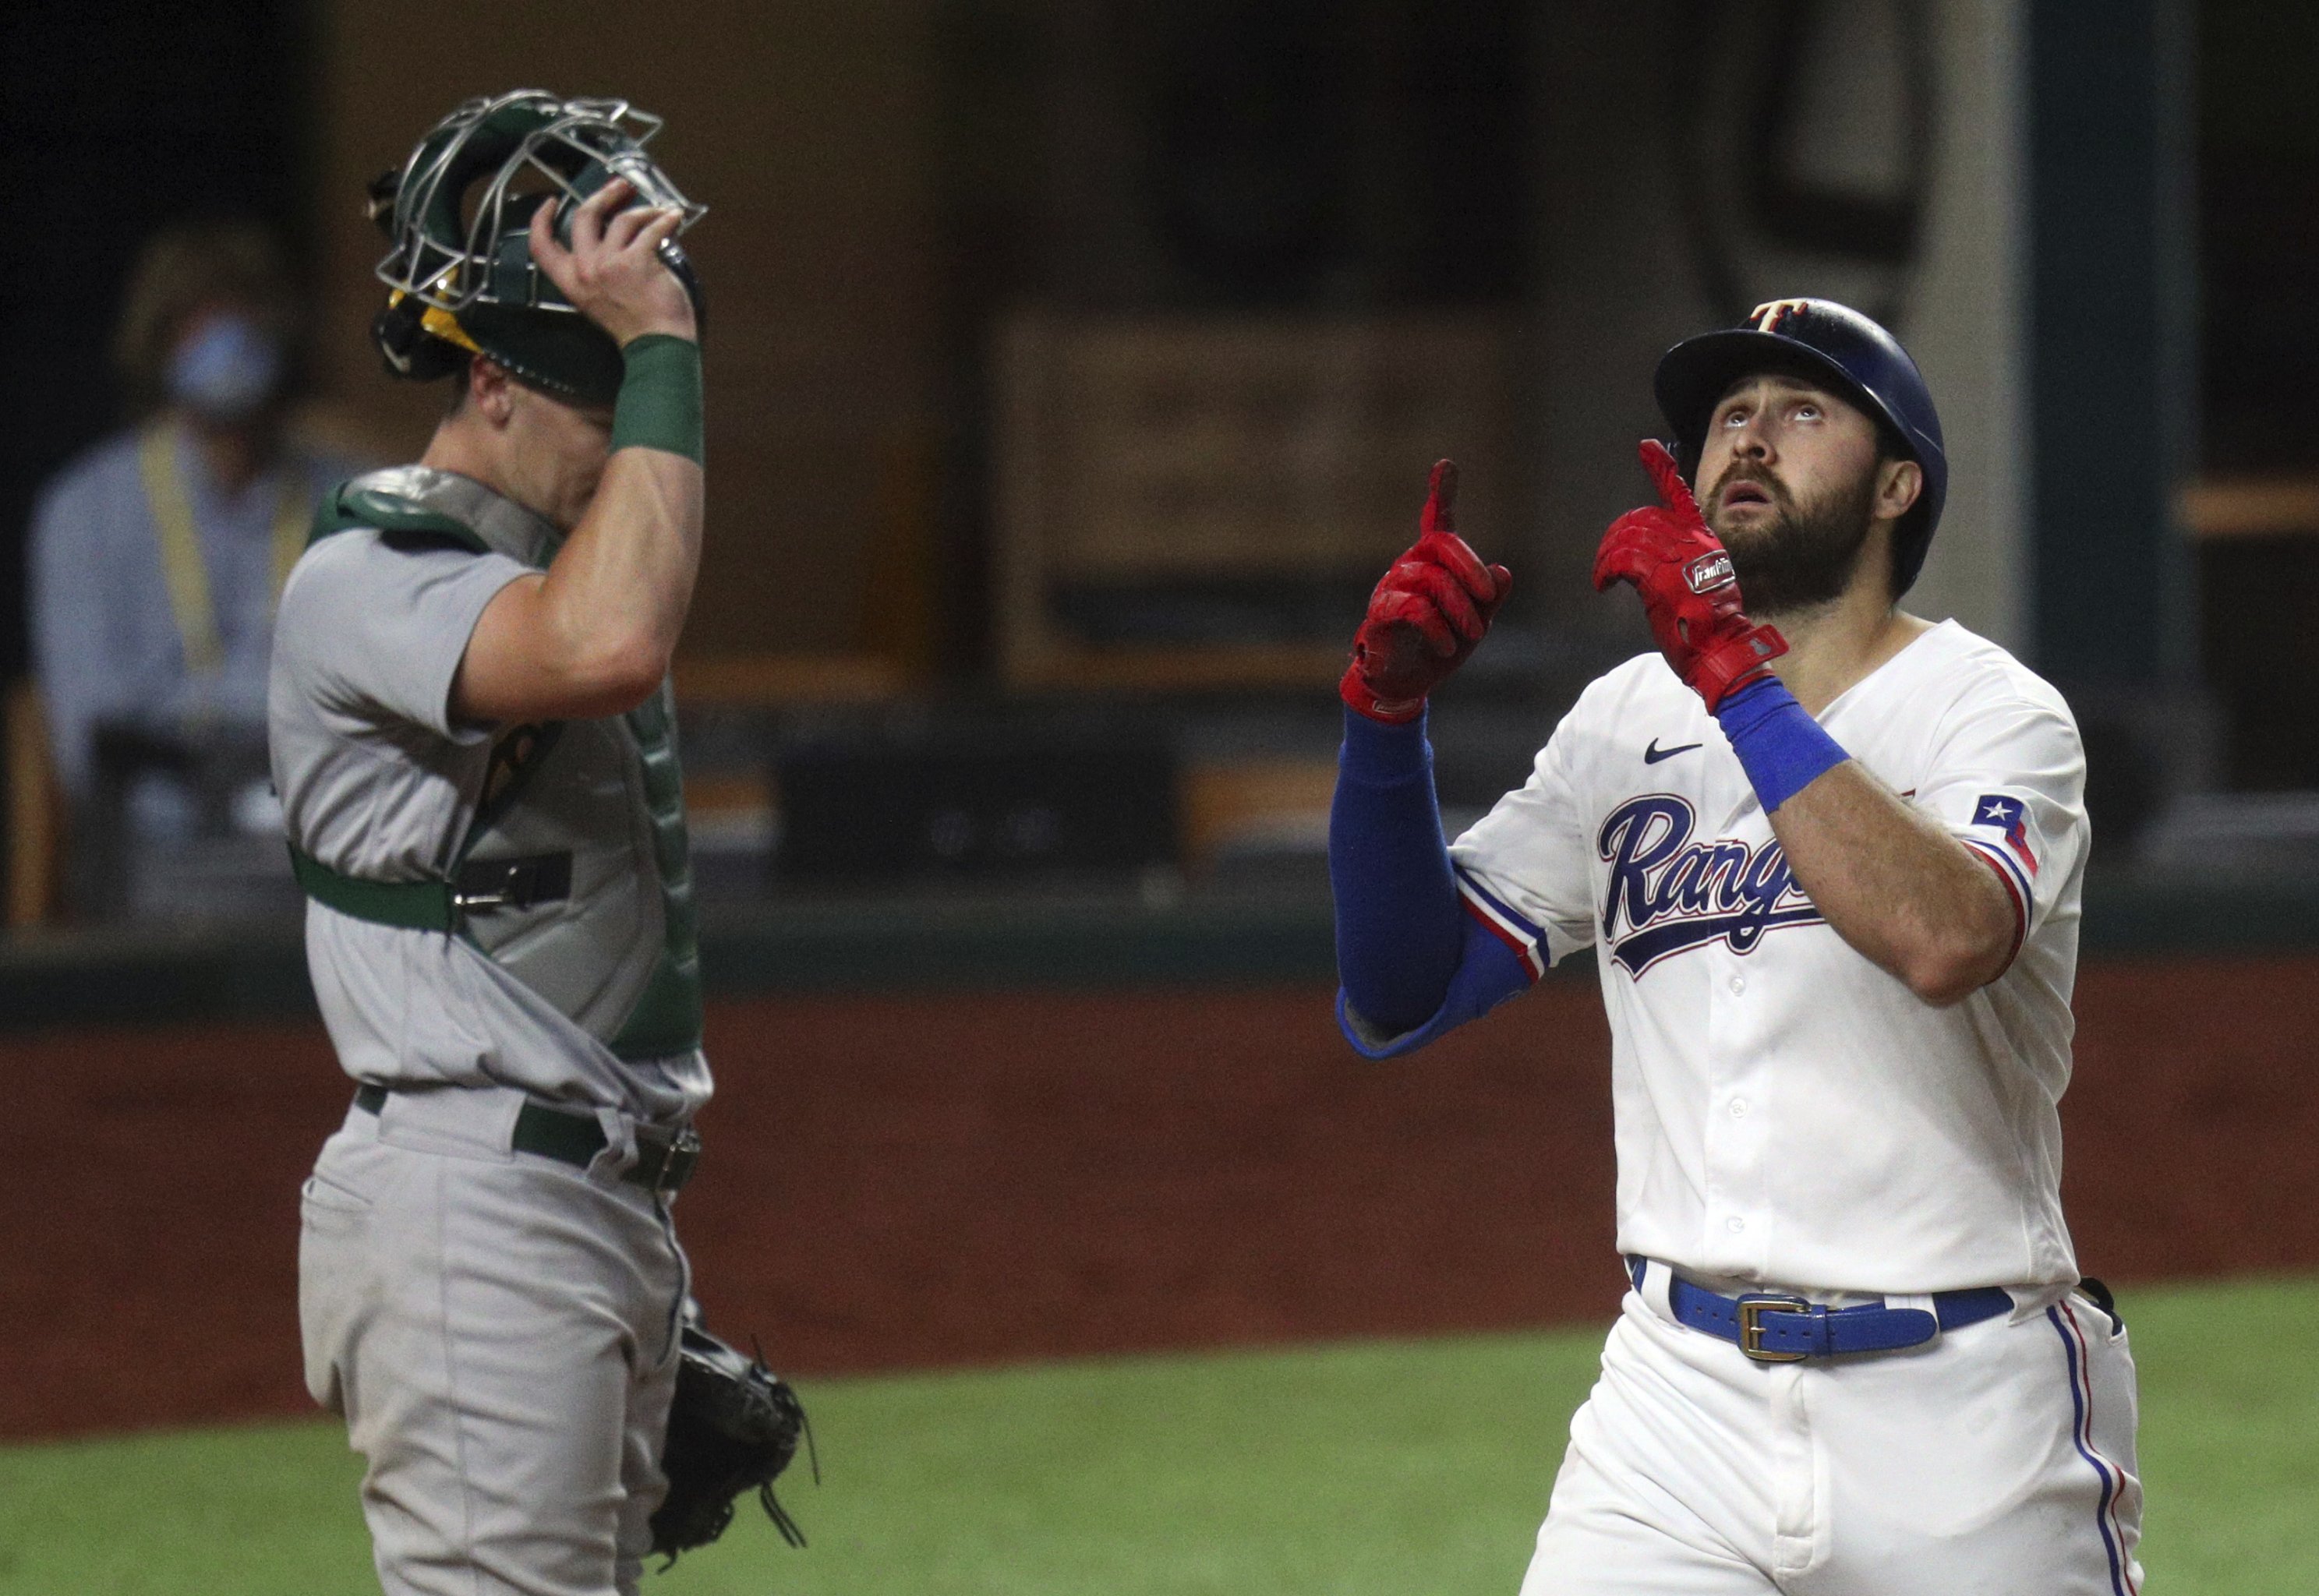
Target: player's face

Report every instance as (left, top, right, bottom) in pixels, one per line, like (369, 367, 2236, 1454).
(500, 383, 617, 531)
(1696, 375, 1886, 615)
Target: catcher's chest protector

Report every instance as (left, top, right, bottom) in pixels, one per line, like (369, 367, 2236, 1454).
(305, 467, 704, 1059)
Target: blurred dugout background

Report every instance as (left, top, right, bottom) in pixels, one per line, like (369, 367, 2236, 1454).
(2, 0, 2318, 1466)
(4, 0, 2317, 926)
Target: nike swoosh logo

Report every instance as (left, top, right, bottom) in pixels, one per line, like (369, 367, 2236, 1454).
(1643, 739, 1703, 764)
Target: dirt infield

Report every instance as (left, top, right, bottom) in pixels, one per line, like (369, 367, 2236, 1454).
(8, 954, 2318, 1439)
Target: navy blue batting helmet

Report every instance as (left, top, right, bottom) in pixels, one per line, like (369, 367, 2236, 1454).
(1653, 298, 1947, 597)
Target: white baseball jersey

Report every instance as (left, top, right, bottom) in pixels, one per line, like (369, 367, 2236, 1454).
(1449, 619, 2088, 1296)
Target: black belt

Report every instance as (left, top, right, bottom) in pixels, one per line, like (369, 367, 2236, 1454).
(353, 1082, 700, 1194)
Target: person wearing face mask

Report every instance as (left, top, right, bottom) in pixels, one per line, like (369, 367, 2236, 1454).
(27, 222, 363, 873)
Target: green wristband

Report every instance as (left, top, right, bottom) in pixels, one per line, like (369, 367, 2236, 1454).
(610, 334, 705, 464)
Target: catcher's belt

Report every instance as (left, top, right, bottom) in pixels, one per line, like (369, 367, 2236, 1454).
(351, 1082, 700, 1194)
(651, 1308, 815, 1564)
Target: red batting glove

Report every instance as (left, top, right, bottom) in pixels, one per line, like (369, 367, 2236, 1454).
(1340, 461, 1514, 724)
(1593, 440, 1788, 712)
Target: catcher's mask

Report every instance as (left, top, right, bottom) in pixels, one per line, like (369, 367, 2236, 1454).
(369, 90, 706, 408)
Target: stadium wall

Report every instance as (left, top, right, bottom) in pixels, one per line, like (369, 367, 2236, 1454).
(8, 950, 2317, 1440)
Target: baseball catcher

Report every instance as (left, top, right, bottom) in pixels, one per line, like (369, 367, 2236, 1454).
(277, 90, 798, 1594)
(1330, 298, 2140, 1592)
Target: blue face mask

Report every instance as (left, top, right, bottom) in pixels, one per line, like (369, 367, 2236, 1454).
(167, 312, 284, 420)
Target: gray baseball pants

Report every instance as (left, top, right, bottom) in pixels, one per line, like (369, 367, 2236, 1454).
(299, 1086, 691, 1596)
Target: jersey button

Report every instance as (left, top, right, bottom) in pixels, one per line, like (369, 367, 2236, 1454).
(1728, 976, 1746, 995)
(1729, 1098, 1748, 1118)
(1725, 1216, 1748, 1233)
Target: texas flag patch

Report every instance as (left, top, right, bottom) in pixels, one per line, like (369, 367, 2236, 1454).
(1973, 793, 2040, 878)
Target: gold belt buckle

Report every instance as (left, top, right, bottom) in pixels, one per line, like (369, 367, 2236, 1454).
(1736, 1294, 1812, 1362)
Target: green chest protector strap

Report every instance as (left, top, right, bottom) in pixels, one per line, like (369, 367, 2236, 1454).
(290, 850, 459, 930)
(289, 717, 568, 932)
(288, 480, 566, 933)
(288, 471, 703, 1061)
(289, 842, 572, 931)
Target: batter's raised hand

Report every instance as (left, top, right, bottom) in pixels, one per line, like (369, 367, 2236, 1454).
(530, 176, 698, 348)
(1594, 440, 1787, 711)
(1340, 460, 1513, 724)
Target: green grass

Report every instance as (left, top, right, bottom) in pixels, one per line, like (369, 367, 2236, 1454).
(4, 1276, 2314, 1594)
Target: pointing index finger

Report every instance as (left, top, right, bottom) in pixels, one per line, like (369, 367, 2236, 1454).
(1638, 439, 1702, 521)
(1422, 459, 1458, 538)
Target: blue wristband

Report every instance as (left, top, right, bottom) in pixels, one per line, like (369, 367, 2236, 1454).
(1715, 678, 1849, 813)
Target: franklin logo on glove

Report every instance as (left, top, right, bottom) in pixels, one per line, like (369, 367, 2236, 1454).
(1593, 439, 1788, 712)
(1684, 551, 1735, 594)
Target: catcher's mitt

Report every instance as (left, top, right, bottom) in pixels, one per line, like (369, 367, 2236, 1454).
(649, 1312, 815, 1565)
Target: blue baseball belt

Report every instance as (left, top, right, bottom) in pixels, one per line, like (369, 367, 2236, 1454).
(1632, 1259, 2013, 1363)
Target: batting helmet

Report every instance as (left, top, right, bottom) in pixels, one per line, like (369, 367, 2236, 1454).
(1653, 298, 1947, 597)
(367, 90, 706, 408)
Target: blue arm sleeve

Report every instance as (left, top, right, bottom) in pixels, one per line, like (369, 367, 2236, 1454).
(1336, 913, 1534, 1059)
(1715, 676, 1850, 813)
(1330, 707, 1534, 1056)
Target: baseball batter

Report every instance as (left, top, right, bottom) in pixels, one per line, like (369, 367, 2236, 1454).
(1330, 299, 2141, 1593)
(274, 93, 712, 1595)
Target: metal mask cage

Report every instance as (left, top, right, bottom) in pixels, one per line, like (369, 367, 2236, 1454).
(376, 91, 706, 317)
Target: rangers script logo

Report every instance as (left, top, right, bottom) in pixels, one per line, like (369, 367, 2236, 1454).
(1599, 795, 1824, 975)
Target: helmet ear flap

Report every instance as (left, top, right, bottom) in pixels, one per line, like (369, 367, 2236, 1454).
(372, 295, 464, 383)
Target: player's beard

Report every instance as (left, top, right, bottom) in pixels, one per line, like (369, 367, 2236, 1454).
(1704, 457, 1882, 618)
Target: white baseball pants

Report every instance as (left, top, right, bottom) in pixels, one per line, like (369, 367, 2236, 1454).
(299, 1089, 691, 1596)
(1521, 1269, 2143, 1595)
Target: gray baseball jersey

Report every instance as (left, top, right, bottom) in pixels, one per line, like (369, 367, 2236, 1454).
(269, 523, 712, 1125)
